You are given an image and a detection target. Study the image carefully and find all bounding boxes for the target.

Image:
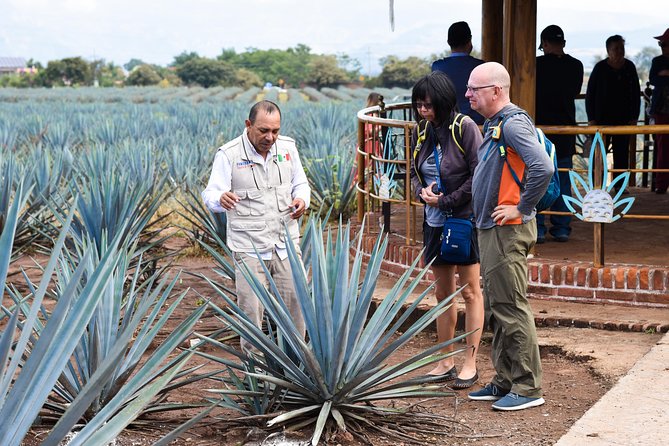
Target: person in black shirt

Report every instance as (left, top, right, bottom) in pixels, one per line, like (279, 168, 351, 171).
(586, 35, 641, 180)
(649, 28, 669, 194)
(535, 25, 584, 243)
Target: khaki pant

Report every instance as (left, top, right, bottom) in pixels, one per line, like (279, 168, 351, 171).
(234, 252, 306, 353)
(478, 222, 542, 398)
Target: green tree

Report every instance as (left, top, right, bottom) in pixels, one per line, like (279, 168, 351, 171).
(217, 48, 240, 65)
(234, 44, 313, 86)
(171, 51, 200, 67)
(41, 60, 67, 86)
(125, 64, 162, 86)
(306, 54, 349, 87)
(87, 59, 125, 87)
(61, 57, 91, 85)
(234, 68, 262, 89)
(176, 57, 235, 87)
(123, 58, 145, 72)
(633, 46, 661, 83)
(25, 58, 43, 70)
(153, 66, 182, 86)
(379, 55, 431, 88)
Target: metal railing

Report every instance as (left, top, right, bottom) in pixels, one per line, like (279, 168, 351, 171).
(356, 102, 669, 267)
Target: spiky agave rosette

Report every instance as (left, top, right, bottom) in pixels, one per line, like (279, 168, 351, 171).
(202, 219, 475, 445)
(564, 131, 635, 223)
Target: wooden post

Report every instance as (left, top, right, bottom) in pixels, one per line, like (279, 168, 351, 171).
(481, 0, 503, 63)
(357, 119, 365, 223)
(594, 224, 605, 267)
(404, 124, 412, 244)
(503, 0, 537, 117)
(628, 133, 637, 187)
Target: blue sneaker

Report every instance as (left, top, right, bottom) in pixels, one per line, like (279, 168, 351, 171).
(492, 392, 545, 411)
(468, 383, 509, 401)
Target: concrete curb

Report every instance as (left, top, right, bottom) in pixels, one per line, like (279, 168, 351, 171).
(555, 332, 669, 445)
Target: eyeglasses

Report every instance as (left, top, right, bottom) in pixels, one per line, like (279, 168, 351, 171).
(466, 84, 497, 93)
(660, 42, 668, 48)
(416, 101, 433, 110)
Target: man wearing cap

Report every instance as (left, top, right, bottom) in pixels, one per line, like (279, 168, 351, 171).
(535, 25, 584, 243)
(650, 27, 669, 194)
(432, 21, 485, 124)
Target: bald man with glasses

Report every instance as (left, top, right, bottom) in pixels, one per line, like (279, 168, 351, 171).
(466, 62, 554, 411)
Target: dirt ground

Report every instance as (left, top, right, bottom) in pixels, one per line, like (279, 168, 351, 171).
(17, 252, 663, 446)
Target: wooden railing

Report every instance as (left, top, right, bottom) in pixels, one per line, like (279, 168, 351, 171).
(356, 102, 669, 267)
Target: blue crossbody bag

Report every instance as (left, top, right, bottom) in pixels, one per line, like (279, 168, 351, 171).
(432, 143, 473, 263)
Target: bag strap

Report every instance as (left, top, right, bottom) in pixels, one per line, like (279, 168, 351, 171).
(432, 142, 444, 193)
(431, 140, 455, 218)
(449, 113, 467, 155)
(492, 109, 530, 190)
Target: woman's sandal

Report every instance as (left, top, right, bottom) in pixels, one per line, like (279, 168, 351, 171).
(450, 372, 479, 389)
(425, 366, 458, 382)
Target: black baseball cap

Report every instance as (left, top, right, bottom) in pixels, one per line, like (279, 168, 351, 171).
(448, 21, 472, 47)
(539, 25, 565, 50)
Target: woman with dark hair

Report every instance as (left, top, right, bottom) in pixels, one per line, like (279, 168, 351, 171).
(410, 71, 484, 389)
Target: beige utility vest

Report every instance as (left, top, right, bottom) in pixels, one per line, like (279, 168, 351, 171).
(223, 134, 300, 252)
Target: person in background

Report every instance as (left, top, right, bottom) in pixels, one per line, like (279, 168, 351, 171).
(202, 100, 310, 353)
(364, 92, 383, 159)
(466, 62, 553, 411)
(409, 71, 484, 389)
(585, 35, 641, 185)
(649, 27, 669, 194)
(535, 25, 584, 243)
(432, 21, 485, 125)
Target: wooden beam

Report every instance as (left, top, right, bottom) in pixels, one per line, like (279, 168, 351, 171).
(503, 0, 537, 117)
(482, 0, 503, 63)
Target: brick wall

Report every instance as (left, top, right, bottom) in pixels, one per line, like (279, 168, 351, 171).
(527, 261, 669, 307)
(355, 232, 669, 308)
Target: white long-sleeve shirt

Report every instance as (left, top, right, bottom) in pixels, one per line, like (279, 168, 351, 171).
(202, 130, 310, 259)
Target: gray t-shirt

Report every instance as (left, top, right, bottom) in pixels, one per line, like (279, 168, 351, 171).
(471, 104, 554, 229)
(421, 145, 447, 227)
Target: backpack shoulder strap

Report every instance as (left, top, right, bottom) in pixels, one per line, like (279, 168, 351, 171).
(449, 113, 467, 155)
(412, 119, 430, 185)
(497, 109, 530, 189)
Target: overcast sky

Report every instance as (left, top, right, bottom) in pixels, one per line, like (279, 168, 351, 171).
(1, 0, 666, 73)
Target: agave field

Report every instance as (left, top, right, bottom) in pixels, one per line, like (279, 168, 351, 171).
(0, 85, 474, 446)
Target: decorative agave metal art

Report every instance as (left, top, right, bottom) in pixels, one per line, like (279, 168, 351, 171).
(564, 132, 635, 223)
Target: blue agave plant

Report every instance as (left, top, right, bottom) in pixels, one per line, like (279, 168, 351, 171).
(198, 219, 470, 445)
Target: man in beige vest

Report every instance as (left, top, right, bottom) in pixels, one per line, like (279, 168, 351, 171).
(202, 100, 310, 352)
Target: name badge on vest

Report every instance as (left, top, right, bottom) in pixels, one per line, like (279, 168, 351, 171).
(237, 160, 253, 169)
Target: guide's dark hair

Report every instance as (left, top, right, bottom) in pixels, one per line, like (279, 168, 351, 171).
(249, 100, 281, 123)
(411, 71, 458, 126)
(605, 34, 625, 50)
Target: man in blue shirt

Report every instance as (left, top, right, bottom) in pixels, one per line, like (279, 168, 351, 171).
(432, 21, 485, 124)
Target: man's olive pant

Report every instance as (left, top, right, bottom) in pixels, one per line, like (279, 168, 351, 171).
(478, 222, 543, 398)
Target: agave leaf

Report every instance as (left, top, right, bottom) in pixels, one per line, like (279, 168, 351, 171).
(70, 355, 192, 446)
(267, 404, 321, 427)
(331, 407, 346, 431)
(152, 399, 220, 446)
(47, 302, 205, 445)
(0, 203, 127, 446)
(312, 400, 332, 446)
